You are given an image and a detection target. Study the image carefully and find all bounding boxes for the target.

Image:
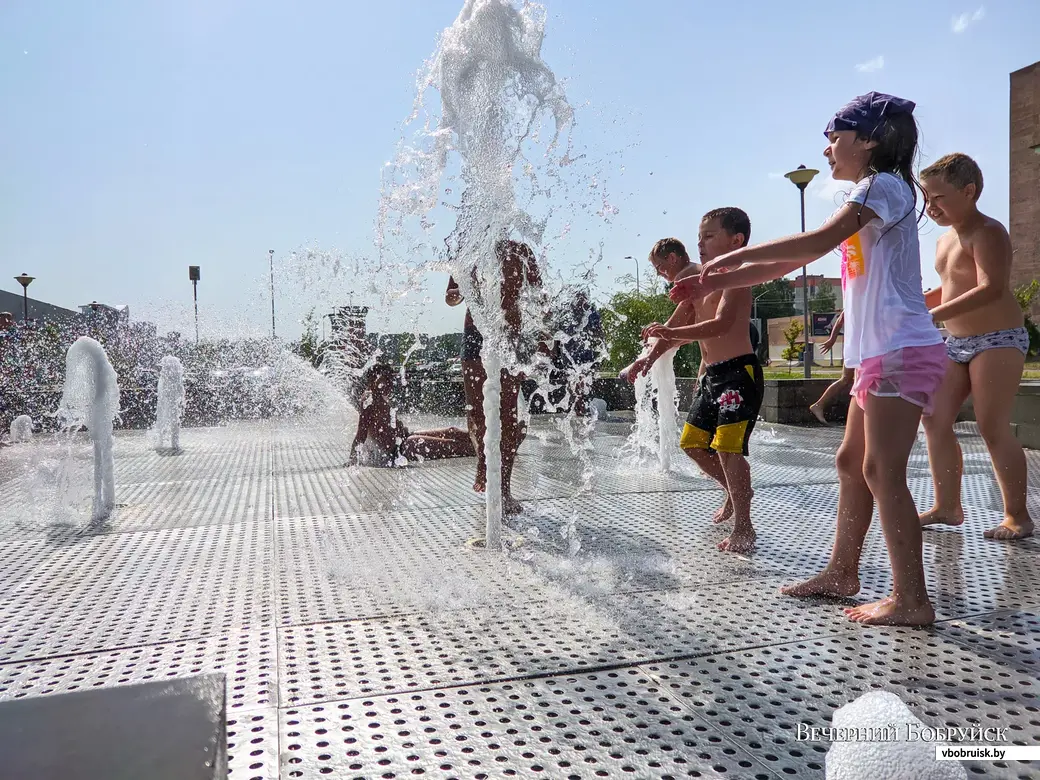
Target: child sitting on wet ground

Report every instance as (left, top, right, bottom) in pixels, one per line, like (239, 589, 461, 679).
(348, 364, 475, 467)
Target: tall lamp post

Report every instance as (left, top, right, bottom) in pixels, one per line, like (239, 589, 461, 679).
(624, 256, 639, 296)
(13, 274, 34, 324)
(189, 266, 201, 343)
(784, 165, 819, 378)
(269, 249, 276, 340)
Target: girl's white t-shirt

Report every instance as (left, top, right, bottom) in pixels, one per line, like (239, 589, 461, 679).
(839, 172, 943, 367)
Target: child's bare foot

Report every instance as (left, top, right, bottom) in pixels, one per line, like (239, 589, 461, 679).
(718, 528, 756, 553)
(712, 489, 754, 524)
(473, 465, 487, 493)
(780, 568, 860, 598)
(919, 506, 964, 528)
(712, 496, 733, 524)
(844, 596, 935, 626)
(809, 403, 828, 425)
(984, 515, 1034, 541)
(503, 494, 523, 516)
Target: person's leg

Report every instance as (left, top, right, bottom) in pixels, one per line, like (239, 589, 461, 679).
(920, 359, 970, 526)
(846, 393, 934, 626)
(781, 399, 872, 597)
(717, 452, 754, 551)
(499, 370, 525, 515)
(401, 428, 476, 461)
(809, 367, 854, 424)
(462, 358, 487, 491)
(680, 379, 733, 523)
(969, 348, 1034, 540)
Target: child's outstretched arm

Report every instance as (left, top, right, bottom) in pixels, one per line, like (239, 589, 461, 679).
(645, 287, 745, 342)
(929, 224, 1012, 321)
(699, 201, 880, 279)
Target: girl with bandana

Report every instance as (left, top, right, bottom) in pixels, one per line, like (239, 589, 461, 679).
(676, 93, 944, 626)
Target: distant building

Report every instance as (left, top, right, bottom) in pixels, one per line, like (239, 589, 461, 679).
(789, 274, 843, 314)
(1010, 60, 1040, 316)
(328, 306, 372, 369)
(0, 287, 80, 326)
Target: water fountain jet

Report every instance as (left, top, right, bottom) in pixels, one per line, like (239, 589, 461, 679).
(154, 356, 185, 451)
(57, 337, 120, 522)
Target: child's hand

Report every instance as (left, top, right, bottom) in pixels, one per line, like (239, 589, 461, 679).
(643, 323, 673, 342)
(699, 252, 740, 281)
(668, 278, 702, 303)
(619, 357, 650, 384)
(641, 322, 665, 342)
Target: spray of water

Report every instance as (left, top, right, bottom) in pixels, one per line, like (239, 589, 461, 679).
(9, 415, 33, 444)
(617, 341, 683, 473)
(379, 0, 586, 549)
(57, 337, 120, 522)
(154, 356, 185, 451)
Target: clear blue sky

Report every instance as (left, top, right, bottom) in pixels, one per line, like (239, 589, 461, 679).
(2, 1, 1037, 339)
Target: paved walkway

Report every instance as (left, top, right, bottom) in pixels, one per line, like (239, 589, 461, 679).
(0, 415, 1038, 778)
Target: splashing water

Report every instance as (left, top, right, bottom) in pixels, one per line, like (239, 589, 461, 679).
(57, 337, 120, 522)
(618, 342, 682, 472)
(380, 0, 578, 549)
(155, 356, 186, 451)
(9, 415, 33, 443)
(651, 345, 681, 471)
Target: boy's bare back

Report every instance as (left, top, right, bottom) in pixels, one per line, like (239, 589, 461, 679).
(935, 215, 1022, 338)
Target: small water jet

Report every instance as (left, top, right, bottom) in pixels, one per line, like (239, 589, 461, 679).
(154, 356, 185, 451)
(9, 415, 33, 444)
(57, 337, 120, 522)
(618, 342, 682, 472)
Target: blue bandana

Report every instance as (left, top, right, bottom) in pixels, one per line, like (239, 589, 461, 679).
(825, 92, 916, 139)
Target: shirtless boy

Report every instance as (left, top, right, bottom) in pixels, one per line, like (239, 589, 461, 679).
(621, 209, 762, 553)
(919, 153, 1033, 540)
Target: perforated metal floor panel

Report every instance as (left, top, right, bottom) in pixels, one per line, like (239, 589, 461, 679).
(1, 415, 1039, 778)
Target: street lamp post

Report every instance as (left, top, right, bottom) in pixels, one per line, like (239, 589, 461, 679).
(189, 266, 201, 343)
(269, 249, 276, 340)
(14, 274, 34, 324)
(784, 165, 819, 379)
(624, 256, 638, 296)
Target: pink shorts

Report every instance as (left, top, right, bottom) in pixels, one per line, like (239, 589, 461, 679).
(851, 344, 948, 415)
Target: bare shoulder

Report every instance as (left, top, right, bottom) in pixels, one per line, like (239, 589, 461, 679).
(967, 217, 1013, 260)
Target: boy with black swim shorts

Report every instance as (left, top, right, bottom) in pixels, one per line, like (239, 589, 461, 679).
(628, 208, 762, 553)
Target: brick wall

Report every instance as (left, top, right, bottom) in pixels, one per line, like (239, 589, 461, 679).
(1010, 61, 1040, 316)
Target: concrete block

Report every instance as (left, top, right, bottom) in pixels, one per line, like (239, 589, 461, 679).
(0, 674, 227, 780)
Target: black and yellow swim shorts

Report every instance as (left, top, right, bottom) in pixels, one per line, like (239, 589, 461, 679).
(679, 353, 764, 456)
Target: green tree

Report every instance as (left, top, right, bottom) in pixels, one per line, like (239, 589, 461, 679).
(751, 279, 796, 319)
(296, 309, 325, 368)
(780, 319, 805, 370)
(1014, 280, 1040, 356)
(599, 289, 701, 377)
(810, 279, 837, 313)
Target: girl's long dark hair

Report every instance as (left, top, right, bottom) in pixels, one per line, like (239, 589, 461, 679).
(860, 112, 925, 224)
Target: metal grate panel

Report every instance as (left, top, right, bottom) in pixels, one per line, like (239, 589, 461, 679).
(0, 523, 275, 663)
(643, 629, 1040, 779)
(228, 708, 280, 780)
(0, 629, 277, 711)
(279, 668, 780, 779)
(277, 577, 857, 708)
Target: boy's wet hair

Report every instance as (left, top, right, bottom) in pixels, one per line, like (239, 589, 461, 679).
(921, 153, 984, 200)
(649, 238, 690, 263)
(701, 208, 751, 247)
